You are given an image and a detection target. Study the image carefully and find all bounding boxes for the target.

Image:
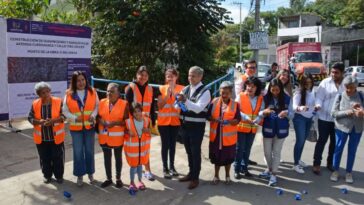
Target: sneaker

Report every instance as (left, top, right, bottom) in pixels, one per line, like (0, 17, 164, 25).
(163, 168, 172, 179)
(298, 160, 307, 168)
(292, 165, 305, 174)
(242, 170, 253, 177)
(88, 174, 95, 183)
(116, 179, 123, 188)
(268, 175, 277, 186)
(259, 171, 271, 179)
(100, 179, 113, 188)
(345, 173, 353, 184)
(170, 168, 179, 177)
(144, 172, 155, 181)
(330, 171, 339, 182)
(77, 176, 83, 186)
(43, 177, 52, 184)
(234, 172, 243, 180)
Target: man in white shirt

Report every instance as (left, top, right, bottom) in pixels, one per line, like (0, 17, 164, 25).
(176, 66, 211, 189)
(312, 62, 345, 175)
(234, 60, 257, 99)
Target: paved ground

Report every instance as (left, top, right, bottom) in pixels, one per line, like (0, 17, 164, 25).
(1, 71, 364, 205)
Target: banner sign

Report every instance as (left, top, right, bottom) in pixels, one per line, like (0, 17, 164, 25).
(5, 18, 92, 119)
(249, 31, 269, 50)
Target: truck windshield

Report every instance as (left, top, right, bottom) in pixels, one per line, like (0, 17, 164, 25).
(295, 52, 322, 63)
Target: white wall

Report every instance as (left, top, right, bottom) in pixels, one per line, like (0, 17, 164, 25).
(278, 25, 322, 42)
(0, 17, 9, 120)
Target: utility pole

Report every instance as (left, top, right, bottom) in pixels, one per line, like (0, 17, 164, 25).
(233, 2, 243, 63)
(253, 0, 260, 62)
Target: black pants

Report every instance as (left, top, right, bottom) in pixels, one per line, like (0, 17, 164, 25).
(181, 123, 205, 180)
(313, 120, 336, 166)
(158, 125, 179, 169)
(36, 141, 65, 179)
(102, 146, 122, 180)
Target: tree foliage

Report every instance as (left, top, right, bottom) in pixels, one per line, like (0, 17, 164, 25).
(0, 0, 49, 19)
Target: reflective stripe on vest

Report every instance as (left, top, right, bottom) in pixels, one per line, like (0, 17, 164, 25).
(158, 84, 184, 126)
(66, 89, 96, 131)
(180, 116, 206, 123)
(32, 97, 65, 144)
(237, 93, 263, 133)
(209, 97, 237, 147)
(98, 98, 126, 146)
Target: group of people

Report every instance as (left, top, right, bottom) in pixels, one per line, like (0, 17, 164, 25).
(28, 60, 364, 194)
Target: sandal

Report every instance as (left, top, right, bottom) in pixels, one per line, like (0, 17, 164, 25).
(137, 182, 146, 191)
(129, 184, 138, 196)
(211, 177, 220, 185)
(225, 177, 232, 185)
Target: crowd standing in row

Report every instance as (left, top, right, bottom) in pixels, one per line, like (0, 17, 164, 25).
(28, 60, 364, 194)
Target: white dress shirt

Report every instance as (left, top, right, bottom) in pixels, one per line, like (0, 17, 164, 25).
(315, 77, 345, 122)
(185, 82, 211, 114)
(293, 90, 316, 118)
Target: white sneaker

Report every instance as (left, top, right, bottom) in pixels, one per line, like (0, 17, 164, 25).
(345, 173, 353, 184)
(88, 174, 94, 183)
(268, 175, 277, 186)
(293, 165, 305, 174)
(77, 176, 83, 186)
(298, 160, 307, 168)
(330, 171, 339, 182)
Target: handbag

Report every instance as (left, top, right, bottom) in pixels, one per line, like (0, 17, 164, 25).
(306, 120, 318, 142)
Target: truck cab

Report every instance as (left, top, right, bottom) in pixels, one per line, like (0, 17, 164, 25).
(293, 51, 326, 82)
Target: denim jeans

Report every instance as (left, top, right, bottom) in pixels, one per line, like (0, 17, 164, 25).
(313, 120, 336, 166)
(333, 129, 362, 173)
(293, 113, 312, 165)
(234, 132, 255, 173)
(70, 129, 95, 177)
(130, 165, 143, 183)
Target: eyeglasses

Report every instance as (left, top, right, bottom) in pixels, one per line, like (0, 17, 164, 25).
(247, 66, 256, 69)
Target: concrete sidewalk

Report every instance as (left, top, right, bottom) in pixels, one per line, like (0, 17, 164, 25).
(0, 120, 364, 205)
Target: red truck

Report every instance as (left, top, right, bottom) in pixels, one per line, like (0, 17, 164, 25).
(277, 42, 327, 82)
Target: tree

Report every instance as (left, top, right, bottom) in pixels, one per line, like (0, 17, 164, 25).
(0, 0, 49, 19)
(305, 0, 347, 26)
(339, 0, 364, 28)
(88, 0, 231, 84)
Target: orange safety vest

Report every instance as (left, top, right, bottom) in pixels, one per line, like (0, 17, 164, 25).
(157, 84, 184, 126)
(126, 82, 153, 117)
(124, 117, 151, 167)
(98, 98, 127, 146)
(66, 88, 97, 131)
(32, 97, 65, 144)
(237, 92, 263, 133)
(241, 74, 248, 82)
(209, 98, 238, 147)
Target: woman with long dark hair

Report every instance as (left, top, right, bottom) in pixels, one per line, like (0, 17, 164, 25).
(63, 71, 99, 186)
(292, 74, 316, 174)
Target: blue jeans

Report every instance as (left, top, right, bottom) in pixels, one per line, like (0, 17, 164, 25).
(234, 132, 256, 173)
(293, 113, 312, 165)
(70, 129, 95, 177)
(333, 129, 362, 173)
(130, 165, 143, 183)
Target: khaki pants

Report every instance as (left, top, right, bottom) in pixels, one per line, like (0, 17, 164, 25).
(263, 136, 285, 174)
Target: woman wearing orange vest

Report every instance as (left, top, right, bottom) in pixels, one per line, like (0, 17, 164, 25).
(125, 66, 156, 181)
(124, 103, 151, 192)
(234, 76, 265, 179)
(98, 83, 128, 188)
(63, 71, 99, 186)
(208, 81, 240, 185)
(28, 82, 66, 184)
(157, 67, 184, 179)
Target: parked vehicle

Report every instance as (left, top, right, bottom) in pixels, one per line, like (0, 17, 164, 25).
(345, 66, 364, 86)
(257, 63, 270, 83)
(277, 42, 327, 83)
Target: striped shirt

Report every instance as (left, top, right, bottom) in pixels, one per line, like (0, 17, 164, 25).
(28, 103, 64, 142)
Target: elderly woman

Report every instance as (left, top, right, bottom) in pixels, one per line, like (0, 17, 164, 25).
(208, 81, 241, 185)
(330, 76, 364, 184)
(28, 82, 66, 184)
(98, 83, 128, 188)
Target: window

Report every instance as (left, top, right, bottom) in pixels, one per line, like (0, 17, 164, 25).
(287, 20, 299, 28)
(303, 38, 316, 42)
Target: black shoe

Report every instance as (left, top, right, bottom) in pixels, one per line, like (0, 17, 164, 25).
(115, 179, 123, 188)
(243, 170, 253, 177)
(43, 177, 52, 184)
(101, 179, 113, 188)
(234, 173, 243, 180)
(170, 167, 179, 177)
(248, 160, 258, 165)
(56, 178, 63, 184)
(327, 164, 334, 172)
(163, 168, 172, 179)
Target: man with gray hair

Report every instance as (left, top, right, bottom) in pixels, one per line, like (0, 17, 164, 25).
(176, 66, 211, 189)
